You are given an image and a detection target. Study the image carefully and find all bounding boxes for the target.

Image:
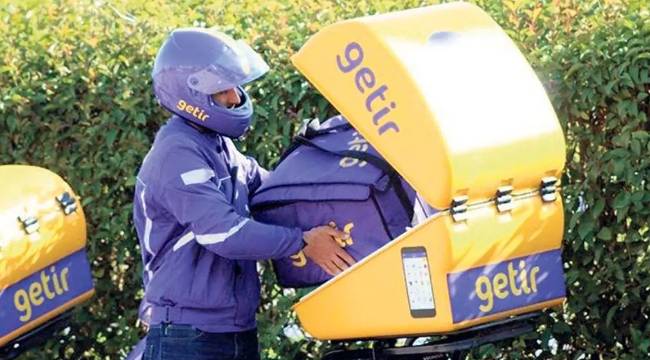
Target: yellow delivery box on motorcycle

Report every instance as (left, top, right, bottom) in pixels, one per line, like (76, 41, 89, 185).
(0, 165, 94, 348)
(291, 2, 566, 340)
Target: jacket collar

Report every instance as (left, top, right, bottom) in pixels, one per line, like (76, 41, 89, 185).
(168, 115, 224, 151)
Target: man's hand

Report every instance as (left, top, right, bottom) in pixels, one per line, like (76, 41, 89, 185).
(302, 226, 356, 276)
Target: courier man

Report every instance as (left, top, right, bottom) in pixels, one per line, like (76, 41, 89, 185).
(133, 28, 354, 360)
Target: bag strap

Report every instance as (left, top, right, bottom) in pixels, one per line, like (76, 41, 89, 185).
(303, 122, 353, 138)
(278, 121, 353, 163)
(292, 135, 415, 221)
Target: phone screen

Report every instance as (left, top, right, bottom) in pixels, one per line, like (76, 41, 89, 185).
(401, 246, 436, 318)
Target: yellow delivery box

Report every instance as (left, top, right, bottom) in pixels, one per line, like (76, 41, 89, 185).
(0, 165, 94, 348)
(291, 2, 566, 340)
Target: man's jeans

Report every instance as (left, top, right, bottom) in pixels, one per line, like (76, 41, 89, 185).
(143, 324, 260, 360)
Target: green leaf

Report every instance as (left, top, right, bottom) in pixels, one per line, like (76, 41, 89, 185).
(591, 198, 605, 218)
(613, 191, 631, 209)
(552, 322, 572, 334)
(630, 139, 641, 156)
(105, 128, 118, 147)
(578, 217, 595, 240)
(597, 227, 613, 241)
(605, 305, 618, 327)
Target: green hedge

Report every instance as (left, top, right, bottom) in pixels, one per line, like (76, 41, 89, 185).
(1, 0, 648, 358)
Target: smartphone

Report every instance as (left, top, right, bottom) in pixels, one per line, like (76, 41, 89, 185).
(401, 246, 436, 318)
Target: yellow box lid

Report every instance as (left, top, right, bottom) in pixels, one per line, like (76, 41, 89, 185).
(291, 2, 566, 209)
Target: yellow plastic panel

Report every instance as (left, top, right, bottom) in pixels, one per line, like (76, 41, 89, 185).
(291, 2, 566, 209)
(293, 196, 565, 340)
(0, 165, 87, 289)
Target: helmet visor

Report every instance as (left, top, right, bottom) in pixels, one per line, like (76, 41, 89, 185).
(187, 39, 270, 94)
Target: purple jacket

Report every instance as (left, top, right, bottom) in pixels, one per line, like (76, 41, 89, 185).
(133, 116, 303, 332)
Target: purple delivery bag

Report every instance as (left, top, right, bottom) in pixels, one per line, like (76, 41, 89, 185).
(251, 116, 435, 288)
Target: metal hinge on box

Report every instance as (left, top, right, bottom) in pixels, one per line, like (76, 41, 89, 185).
(18, 215, 40, 234)
(450, 196, 469, 222)
(56, 192, 77, 215)
(495, 185, 514, 213)
(540, 177, 558, 203)
(450, 177, 559, 223)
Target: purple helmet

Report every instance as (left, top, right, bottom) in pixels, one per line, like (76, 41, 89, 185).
(152, 28, 269, 138)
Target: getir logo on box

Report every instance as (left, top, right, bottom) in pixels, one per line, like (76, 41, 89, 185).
(336, 42, 400, 137)
(0, 249, 94, 339)
(447, 249, 566, 323)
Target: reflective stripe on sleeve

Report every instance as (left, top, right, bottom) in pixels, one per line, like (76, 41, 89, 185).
(195, 219, 250, 245)
(172, 231, 196, 252)
(137, 180, 154, 256)
(180, 168, 216, 185)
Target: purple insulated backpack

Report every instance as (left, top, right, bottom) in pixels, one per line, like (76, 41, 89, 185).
(251, 116, 435, 288)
